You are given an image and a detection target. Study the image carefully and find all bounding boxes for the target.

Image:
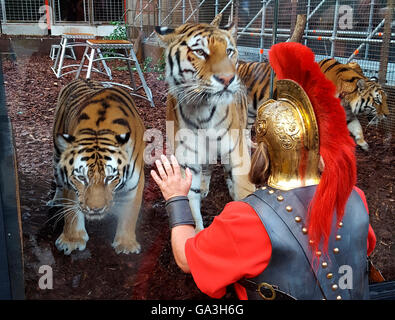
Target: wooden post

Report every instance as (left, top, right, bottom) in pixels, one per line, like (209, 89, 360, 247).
(289, 14, 306, 43)
(378, 0, 394, 85)
(290, 0, 298, 37)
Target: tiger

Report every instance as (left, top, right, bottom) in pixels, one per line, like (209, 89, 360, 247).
(319, 58, 389, 150)
(155, 21, 255, 231)
(237, 60, 274, 129)
(210, 13, 274, 129)
(50, 79, 145, 255)
(237, 57, 389, 152)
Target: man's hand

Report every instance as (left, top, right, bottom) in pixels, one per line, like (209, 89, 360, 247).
(150, 155, 193, 201)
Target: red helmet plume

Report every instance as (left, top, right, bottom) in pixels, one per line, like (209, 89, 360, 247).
(268, 42, 356, 254)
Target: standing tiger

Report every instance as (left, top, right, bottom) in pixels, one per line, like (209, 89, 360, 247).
(155, 21, 255, 231)
(51, 79, 145, 255)
(237, 60, 274, 128)
(319, 58, 389, 150)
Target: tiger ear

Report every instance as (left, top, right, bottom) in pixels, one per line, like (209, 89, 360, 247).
(222, 22, 237, 39)
(211, 13, 223, 27)
(115, 132, 130, 145)
(338, 78, 355, 94)
(155, 26, 177, 45)
(56, 133, 75, 152)
(357, 78, 366, 90)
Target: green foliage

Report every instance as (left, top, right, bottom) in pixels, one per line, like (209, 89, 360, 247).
(156, 73, 165, 81)
(140, 54, 166, 79)
(142, 56, 153, 72)
(103, 21, 128, 58)
(105, 21, 128, 40)
(153, 53, 166, 73)
(103, 23, 167, 81)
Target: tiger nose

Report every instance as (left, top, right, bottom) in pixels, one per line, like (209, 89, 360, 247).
(88, 206, 106, 214)
(214, 75, 235, 87)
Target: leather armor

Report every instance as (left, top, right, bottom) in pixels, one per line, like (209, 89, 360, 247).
(240, 185, 370, 300)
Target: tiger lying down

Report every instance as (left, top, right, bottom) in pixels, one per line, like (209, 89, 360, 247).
(318, 58, 389, 151)
(237, 58, 389, 151)
(50, 79, 145, 255)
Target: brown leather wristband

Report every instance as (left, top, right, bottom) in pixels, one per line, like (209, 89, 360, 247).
(165, 196, 195, 228)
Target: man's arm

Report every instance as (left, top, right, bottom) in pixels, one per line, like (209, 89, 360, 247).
(151, 154, 195, 272)
(171, 225, 195, 273)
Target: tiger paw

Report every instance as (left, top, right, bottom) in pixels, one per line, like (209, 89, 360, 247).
(194, 222, 204, 233)
(112, 237, 141, 255)
(201, 190, 209, 199)
(359, 141, 369, 151)
(55, 232, 89, 255)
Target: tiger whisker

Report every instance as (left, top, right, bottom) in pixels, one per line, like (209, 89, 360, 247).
(47, 199, 79, 205)
(175, 89, 204, 108)
(49, 197, 79, 203)
(46, 206, 77, 225)
(181, 89, 206, 105)
(47, 201, 79, 207)
(53, 208, 79, 229)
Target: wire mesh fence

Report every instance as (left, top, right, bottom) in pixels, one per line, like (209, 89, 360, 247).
(0, 0, 44, 22)
(134, 0, 394, 135)
(136, 0, 394, 82)
(92, 0, 125, 23)
(52, 0, 89, 23)
(0, 0, 126, 24)
(0, 0, 393, 134)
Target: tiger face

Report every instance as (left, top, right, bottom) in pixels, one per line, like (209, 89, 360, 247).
(56, 132, 131, 220)
(320, 58, 389, 122)
(156, 23, 242, 106)
(347, 78, 389, 122)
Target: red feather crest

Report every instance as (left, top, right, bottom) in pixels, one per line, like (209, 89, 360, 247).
(268, 42, 356, 254)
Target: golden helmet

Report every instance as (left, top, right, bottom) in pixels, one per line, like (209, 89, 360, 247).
(255, 79, 320, 191)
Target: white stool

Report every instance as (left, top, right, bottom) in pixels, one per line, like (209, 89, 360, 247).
(50, 44, 76, 61)
(50, 44, 60, 60)
(51, 33, 111, 79)
(76, 39, 155, 107)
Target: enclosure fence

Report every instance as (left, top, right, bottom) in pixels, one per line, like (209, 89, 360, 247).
(127, 0, 394, 84)
(0, 0, 126, 24)
(0, 0, 394, 134)
(126, 0, 394, 134)
(1, 0, 394, 83)
(0, 0, 44, 22)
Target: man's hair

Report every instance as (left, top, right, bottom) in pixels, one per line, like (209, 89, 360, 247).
(248, 142, 270, 187)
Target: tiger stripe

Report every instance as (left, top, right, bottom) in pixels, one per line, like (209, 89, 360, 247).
(237, 60, 275, 127)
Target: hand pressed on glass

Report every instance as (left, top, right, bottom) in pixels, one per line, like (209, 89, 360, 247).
(150, 155, 193, 201)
